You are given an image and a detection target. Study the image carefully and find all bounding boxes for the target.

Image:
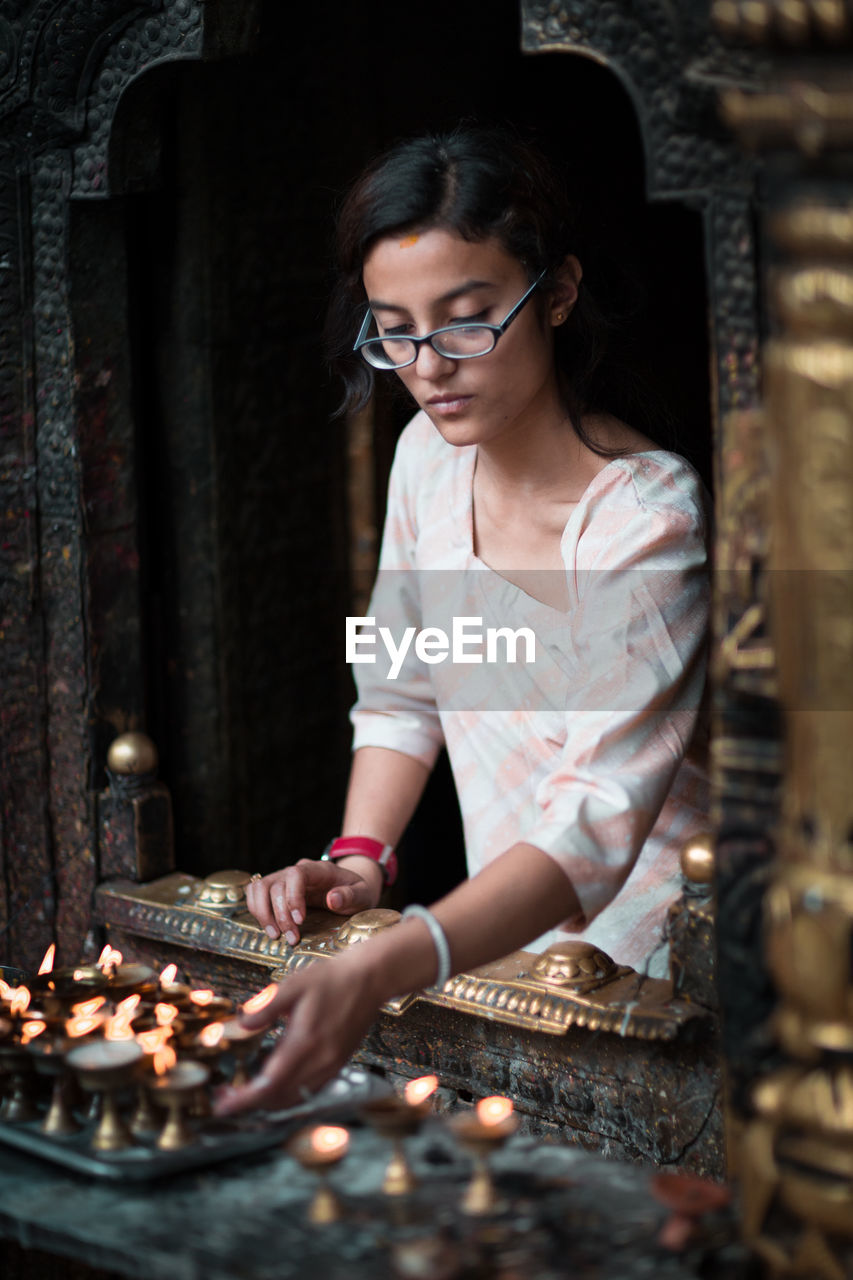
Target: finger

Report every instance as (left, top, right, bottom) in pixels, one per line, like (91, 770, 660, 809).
(239, 971, 303, 1029)
(325, 879, 375, 914)
(214, 1020, 324, 1115)
(269, 874, 302, 945)
(282, 865, 307, 930)
(244, 879, 280, 938)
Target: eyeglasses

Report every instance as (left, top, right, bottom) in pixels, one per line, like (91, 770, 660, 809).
(353, 269, 548, 370)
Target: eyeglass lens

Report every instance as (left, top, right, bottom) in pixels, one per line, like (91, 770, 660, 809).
(364, 325, 497, 369)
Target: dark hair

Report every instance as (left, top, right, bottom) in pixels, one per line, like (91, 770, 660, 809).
(325, 126, 637, 451)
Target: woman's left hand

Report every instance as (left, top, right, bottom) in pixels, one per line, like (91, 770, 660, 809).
(212, 952, 385, 1115)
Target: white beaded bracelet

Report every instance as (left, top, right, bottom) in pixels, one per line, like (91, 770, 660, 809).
(401, 904, 452, 988)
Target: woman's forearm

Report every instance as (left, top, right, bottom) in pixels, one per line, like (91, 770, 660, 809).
(348, 842, 583, 1001)
(340, 745, 432, 845)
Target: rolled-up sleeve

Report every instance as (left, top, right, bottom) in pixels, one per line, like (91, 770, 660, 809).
(523, 461, 709, 928)
(348, 425, 445, 769)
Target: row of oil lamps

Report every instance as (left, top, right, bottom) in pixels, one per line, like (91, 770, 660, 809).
(0, 945, 520, 1215)
(291, 1078, 519, 1222)
(0, 944, 275, 1152)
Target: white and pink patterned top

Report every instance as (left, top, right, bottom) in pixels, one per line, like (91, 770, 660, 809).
(350, 411, 710, 977)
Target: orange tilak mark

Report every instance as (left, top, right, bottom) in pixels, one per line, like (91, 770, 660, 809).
(399, 234, 419, 248)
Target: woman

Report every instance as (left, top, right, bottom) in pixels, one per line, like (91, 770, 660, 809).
(215, 127, 709, 1116)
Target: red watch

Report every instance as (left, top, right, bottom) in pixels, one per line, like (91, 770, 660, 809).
(321, 836, 398, 887)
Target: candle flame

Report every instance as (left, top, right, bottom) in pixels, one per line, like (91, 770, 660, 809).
(153, 1044, 177, 1076)
(199, 1022, 224, 1048)
(10, 987, 31, 1016)
(476, 1096, 514, 1127)
(115, 994, 141, 1018)
(311, 1125, 349, 1155)
(0, 979, 11, 999)
(155, 1003, 179, 1026)
(21, 1020, 46, 1044)
(71, 996, 106, 1018)
(136, 1027, 172, 1055)
(38, 943, 56, 975)
(159, 964, 179, 985)
(104, 1014, 135, 1042)
(189, 989, 215, 1006)
(66, 1014, 102, 1038)
(96, 945, 123, 971)
(242, 984, 278, 1014)
(404, 1075, 439, 1106)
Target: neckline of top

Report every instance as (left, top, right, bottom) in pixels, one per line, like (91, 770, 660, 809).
(462, 447, 682, 570)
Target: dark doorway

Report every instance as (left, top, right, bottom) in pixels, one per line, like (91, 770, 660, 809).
(73, 0, 711, 886)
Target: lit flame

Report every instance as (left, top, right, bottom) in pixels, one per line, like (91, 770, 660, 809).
(21, 1020, 46, 1044)
(311, 1126, 349, 1156)
(155, 1003, 179, 1026)
(38, 943, 56, 975)
(404, 1075, 439, 1107)
(104, 1014, 135, 1042)
(72, 969, 88, 981)
(160, 964, 179, 986)
(96, 945, 123, 971)
(115, 994, 141, 1018)
(66, 1014, 102, 1039)
(189, 989, 215, 1006)
(136, 1027, 172, 1055)
(71, 996, 106, 1018)
(476, 1096, 514, 1127)
(9, 987, 31, 1017)
(242, 984, 278, 1014)
(0, 979, 11, 1000)
(153, 1044, 177, 1076)
(199, 1022, 224, 1048)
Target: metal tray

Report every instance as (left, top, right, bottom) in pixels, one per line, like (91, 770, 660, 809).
(0, 1064, 388, 1181)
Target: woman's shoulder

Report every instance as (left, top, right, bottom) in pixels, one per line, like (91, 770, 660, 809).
(568, 448, 710, 572)
(597, 449, 708, 518)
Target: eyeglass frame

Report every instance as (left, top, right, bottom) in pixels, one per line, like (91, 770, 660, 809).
(352, 267, 549, 369)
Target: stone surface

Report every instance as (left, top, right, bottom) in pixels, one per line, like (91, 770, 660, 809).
(0, 1121, 746, 1280)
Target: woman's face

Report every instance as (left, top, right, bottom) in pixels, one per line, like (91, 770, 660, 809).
(361, 228, 575, 450)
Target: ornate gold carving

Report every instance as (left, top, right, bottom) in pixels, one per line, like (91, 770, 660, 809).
(680, 832, 716, 886)
(334, 909, 400, 947)
(714, 407, 776, 697)
(744, 195, 853, 1275)
(107, 732, 158, 776)
(720, 84, 853, 155)
(713, 0, 851, 44)
(193, 869, 252, 913)
(527, 940, 626, 992)
(772, 203, 853, 257)
(94, 879, 708, 1042)
(776, 267, 853, 333)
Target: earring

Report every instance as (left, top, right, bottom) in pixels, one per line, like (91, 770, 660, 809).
(554, 312, 565, 323)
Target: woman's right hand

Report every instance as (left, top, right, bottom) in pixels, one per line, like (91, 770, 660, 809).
(245, 857, 382, 945)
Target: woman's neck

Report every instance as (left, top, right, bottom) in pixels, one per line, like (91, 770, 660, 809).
(474, 405, 592, 504)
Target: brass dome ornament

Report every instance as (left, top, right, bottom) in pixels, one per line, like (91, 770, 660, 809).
(106, 732, 159, 776)
(194, 870, 252, 913)
(529, 941, 624, 993)
(679, 831, 716, 887)
(335, 909, 401, 948)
